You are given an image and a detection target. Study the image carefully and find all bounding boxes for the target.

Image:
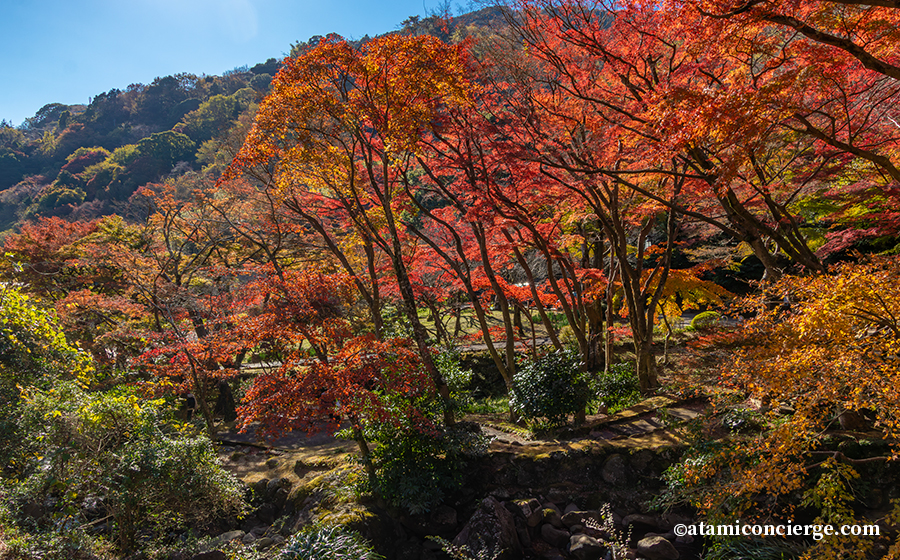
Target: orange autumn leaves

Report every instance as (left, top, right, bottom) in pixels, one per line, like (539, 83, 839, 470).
(226, 34, 472, 188)
(233, 268, 434, 439)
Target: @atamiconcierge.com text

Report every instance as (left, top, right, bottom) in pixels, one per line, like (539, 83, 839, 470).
(674, 521, 880, 541)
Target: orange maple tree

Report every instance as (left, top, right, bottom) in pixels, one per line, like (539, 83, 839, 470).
(224, 33, 474, 424)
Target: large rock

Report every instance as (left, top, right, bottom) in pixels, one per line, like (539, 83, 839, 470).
(190, 552, 226, 560)
(250, 525, 269, 537)
(207, 530, 244, 549)
(541, 523, 571, 549)
(272, 487, 290, 508)
(240, 515, 262, 532)
(452, 496, 522, 559)
(562, 510, 603, 530)
(547, 487, 569, 505)
(622, 513, 660, 531)
(252, 479, 269, 499)
(568, 534, 608, 560)
(515, 517, 532, 549)
(637, 536, 680, 560)
(506, 499, 534, 518)
(543, 507, 564, 528)
(266, 477, 292, 499)
(601, 454, 628, 486)
(256, 502, 277, 524)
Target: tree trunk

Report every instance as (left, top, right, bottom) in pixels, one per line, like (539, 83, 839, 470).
(634, 335, 659, 394)
(214, 379, 238, 422)
(351, 422, 377, 489)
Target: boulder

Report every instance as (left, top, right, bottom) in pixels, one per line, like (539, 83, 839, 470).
(252, 479, 269, 498)
(515, 517, 532, 549)
(250, 525, 269, 537)
(562, 510, 603, 529)
(541, 524, 571, 549)
(452, 496, 522, 559)
(547, 487, 569, 504)
(266, 477, 292, 498)
(564, 503, 580, 514)
(568, 534, 608, 560)
(256, 503, 277, 524)
(240, 515, 261, 532)
(637, 536, 680, 560)
(543, 507, 564, 528)
(190, 552, 226, 560)
(207, 530, 244, 549)
(622, 513, 659, 530)
(241, 532, 257, 544)
(543, 501, 562, 514)
(629, 449, 654, 472)
(508, 500, 533, 519)
(601, 454, 628, 486)
(272, 487, 290, 508)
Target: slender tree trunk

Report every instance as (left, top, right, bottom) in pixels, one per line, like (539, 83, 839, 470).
(185, 353, 217, 437)
(350, 421, 377, 489)
(661, 312, 674, 366)
(634, 336, 659, 393)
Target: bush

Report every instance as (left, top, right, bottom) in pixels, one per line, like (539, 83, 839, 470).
(280, 524, 382, 560)
(510, 348, 589, 427)
(434, 348, 475, 414)
(595, 362, 641, 413)
(11, 383, 246, 551)
(365, 422, 488, 514)
(532, 311, 569, 331)
(0, 285, 93, 473)
(690, 311, 721, 331)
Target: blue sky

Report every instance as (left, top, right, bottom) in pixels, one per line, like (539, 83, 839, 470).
(1, 0, 442, 126)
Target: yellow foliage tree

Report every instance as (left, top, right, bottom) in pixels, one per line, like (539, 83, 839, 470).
(677, 256, 900, 558)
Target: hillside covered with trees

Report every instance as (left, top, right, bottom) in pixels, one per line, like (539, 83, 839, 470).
(2, 1, 900, 560)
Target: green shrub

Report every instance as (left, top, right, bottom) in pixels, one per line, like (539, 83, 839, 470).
(0, 524, 118, 560)
(11, 383, 246, 551)
(510, 348, 589, 427)
(532, 311, 569, 331)
(365, 422, 488, 514)
(595, 362, 641, 413)
(435, 348, 475, 414)
(468, 396, 509, 415)
(690, 311, 721, 331)
(280, 524, 382, 560)
(0, 285, 93, 473)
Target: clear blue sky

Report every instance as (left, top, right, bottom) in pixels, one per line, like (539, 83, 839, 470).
(1, 0, 442, 126)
